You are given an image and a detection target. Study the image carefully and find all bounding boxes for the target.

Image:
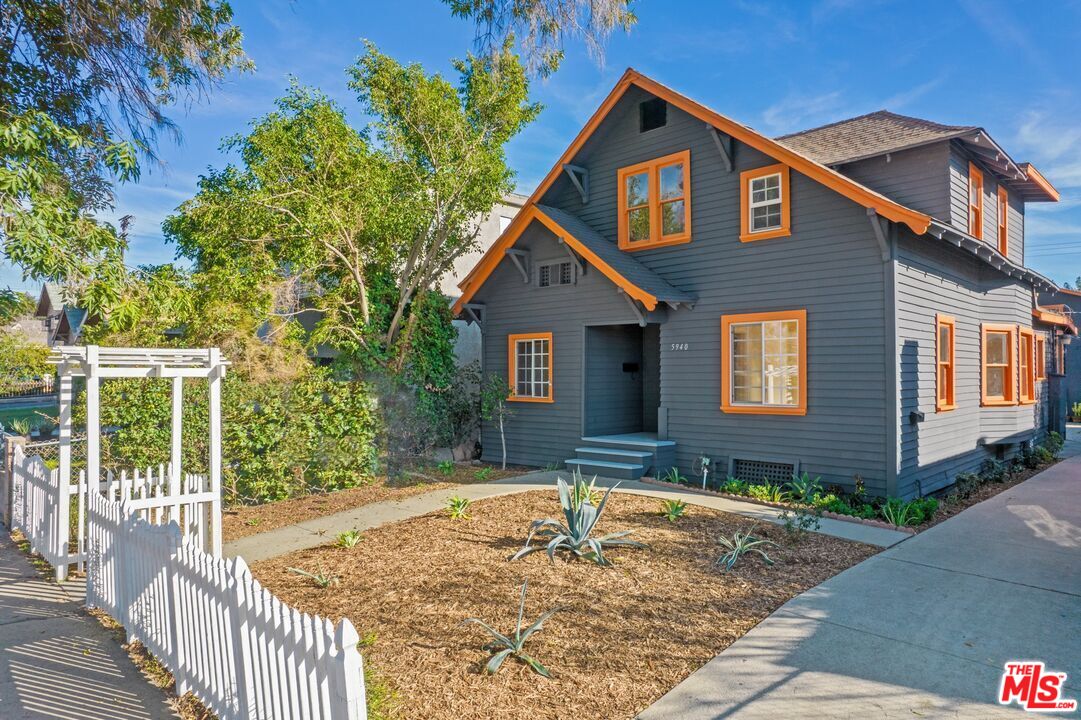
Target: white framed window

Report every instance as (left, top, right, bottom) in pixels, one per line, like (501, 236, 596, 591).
(749, 173, 783, 233)
(537, 260, 575, 288)
(721, 310, 806, 415)
(508, 333, 553, 402)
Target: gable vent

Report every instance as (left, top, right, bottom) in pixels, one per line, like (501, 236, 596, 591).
(639, 98, 667, 132)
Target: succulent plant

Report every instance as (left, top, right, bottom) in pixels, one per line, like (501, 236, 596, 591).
(716, 525, 779, 572)
(462, 579, 559, 677)
(447, 495, 472, 520)
(660, 499, 687, 522)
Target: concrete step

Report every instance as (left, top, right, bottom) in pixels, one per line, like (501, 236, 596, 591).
(565, 458, 646, 480)
(575, 446, 654, 465)
(580, 434, 676, 451)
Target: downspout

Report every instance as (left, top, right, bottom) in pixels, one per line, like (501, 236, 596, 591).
(882, 221, 900, 499)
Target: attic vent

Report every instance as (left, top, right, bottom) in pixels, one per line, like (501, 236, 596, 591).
(732, 458, 795, 485)
(538, 261, 575, 287)
(639, 98, 667, 132)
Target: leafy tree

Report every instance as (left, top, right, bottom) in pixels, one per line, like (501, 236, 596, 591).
(444, 0, 637, 76)
(480, 374, 513, 469)
(0, 0, 250, 310)
(0, 289, 34, 325)
(166, 43, 538, 373)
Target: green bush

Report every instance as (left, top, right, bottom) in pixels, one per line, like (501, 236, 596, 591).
(89, 365, 379, 504)
(1044, 431, 1064, 457)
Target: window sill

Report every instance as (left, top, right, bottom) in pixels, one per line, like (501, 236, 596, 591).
(740, 227, 791, 243)
(619, 233, 692, 251)
(936, 403, 957, 412)
(981, 398, 1018, 407)
(509, 396, 554, 404)
(1019, 398, 1036, 406)
(721, 404, 806, 416)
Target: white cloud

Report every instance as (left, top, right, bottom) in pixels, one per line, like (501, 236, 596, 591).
(761, 91, 848, 135)
(881, 75, 948, 111)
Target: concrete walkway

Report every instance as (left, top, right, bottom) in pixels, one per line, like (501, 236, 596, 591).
(640, 452, 1081, 719)
(225, 472, 909, 562)
(0, 533, 177, 719)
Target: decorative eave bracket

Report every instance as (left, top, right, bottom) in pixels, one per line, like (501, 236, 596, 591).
(563, 164, 590, 204)
(866, 208, 891, 262)
(707, 124, 733, 173)
(505, 249, 530, 283)
(462, 303, 485, 326)
(618, 288, 647, 327)
(557, 237, 585, 275)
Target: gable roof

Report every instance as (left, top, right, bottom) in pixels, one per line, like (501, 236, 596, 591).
(453, 69, 934, 312)
(776, 110, 977, 166)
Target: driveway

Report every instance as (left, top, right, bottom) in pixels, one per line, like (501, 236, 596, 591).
(640, 448, 1081, 718)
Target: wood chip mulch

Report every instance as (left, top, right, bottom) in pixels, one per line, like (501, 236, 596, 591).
(251, 491, 879, 720)
(223, 464, 525, 541)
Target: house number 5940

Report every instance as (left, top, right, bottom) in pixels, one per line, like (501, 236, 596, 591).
(670, 343, 690, 351)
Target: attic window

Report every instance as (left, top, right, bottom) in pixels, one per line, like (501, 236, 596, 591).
(639, 98, 667, 132)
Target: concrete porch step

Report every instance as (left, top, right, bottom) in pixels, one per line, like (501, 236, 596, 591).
(575, 446, 654, 465)
(565, 458, 646, 481)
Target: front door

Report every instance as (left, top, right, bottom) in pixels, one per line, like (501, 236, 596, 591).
(583, 324, 661, 436)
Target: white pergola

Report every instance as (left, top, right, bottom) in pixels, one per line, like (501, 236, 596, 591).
(48, 346, 230, 554)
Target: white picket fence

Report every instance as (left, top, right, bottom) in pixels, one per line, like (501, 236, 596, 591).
(86, 492, 366, 720)
(9, 447, 68, 569)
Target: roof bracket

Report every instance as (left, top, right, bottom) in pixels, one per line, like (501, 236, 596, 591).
(563, 164, 590, 204)
(618, 288, 647, 327)
(707, 124, 733, 172)
(866, 209, 891, 262)
(505, 249, 531, 283)
(462, 303, 485, 326)
(557, 237, 585, 275)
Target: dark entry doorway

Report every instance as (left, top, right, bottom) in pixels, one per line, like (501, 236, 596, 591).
(584, 324, 661, 436)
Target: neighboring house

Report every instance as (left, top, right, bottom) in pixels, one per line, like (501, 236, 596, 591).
(453, 68, 1070, 499)
(1037, 288, 1081, 413)
(34, 284, 90, 346)
(445, 193, 527, 368)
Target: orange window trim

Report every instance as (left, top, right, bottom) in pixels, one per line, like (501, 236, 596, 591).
(1036, 336, 1046, 380)
(1019, 328, 1035, 404)
(1057, 340, 1065, 375)
(936, 314, 956, 412)
(981, 323, 1017, 407)
(739, 164, 792, 242)
(507, 332, 554, 403)
(969, 162, 984, 240)
(616, 149, 692, 251)
(720, 309, 807, 416)
(997, 186, 1009, 256)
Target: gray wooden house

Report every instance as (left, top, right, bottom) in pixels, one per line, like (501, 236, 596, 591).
(453, 69, 1072, 499)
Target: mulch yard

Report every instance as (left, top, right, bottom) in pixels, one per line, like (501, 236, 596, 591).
(223, 463, 526, 541)
(251, 490, 879, 720)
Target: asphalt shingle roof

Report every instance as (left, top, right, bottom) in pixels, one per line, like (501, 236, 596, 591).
(775, 110, 977, 166)
(535, 205, 696, 305)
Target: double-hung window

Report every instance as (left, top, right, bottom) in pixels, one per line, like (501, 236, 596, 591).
(1036, 336, 1046, 380)
(740, 164, 791, 241)
(721, 310, 806, 415)
(997, 187, 1009, 256)
(936, 314, 956, 411)
(617, 150, 692, 250)
(508, 333, 553, 402)
(1019, 328, 1035, 404)
(969, 162, 984, 239)
(981, 324, 1016, 406)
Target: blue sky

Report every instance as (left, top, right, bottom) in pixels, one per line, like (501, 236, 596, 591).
(7, 0, 1081, 292)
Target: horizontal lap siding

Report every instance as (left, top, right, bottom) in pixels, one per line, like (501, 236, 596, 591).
(837, 143, 951, 221)
(947, 143, 1026, 265)
(895, 233, 1043, 498)
(546, 91, 890, 496)
(474, 224, 641, 468)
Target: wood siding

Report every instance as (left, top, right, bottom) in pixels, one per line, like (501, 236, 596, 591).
(837, 143, 952, 222)
(947, 142, 1025, 264)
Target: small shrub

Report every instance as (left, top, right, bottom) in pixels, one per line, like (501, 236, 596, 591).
(980, 460, 1008, 483)
(511, 474, 645, 566)
(716, 525, 779, 572)
(474, 466, 493, 481)
(747, 483, 785, 503)
(437, 460, 456, 476)
(779, 505, 821, 540)
(953, 472, 982, 498)
(544, 462, 560, 472)
(905, 497, 938, 525)
(660, 467, 687, 485)
(879, 497, 936, 528)
(244, 518, 262, 527)
(720, 477, 748, 495)
(784, 471, 823, 505)
(462, 579, 559, 677)
(336, 529, 363, 548)
(660, 499, 687, 522)
(447, 496, 472, 520)
(812, 493, 839, 509)
(287, 567, 339, 588)
(1032, 445, 1053, 465)
(1044, 431, 1064, 457)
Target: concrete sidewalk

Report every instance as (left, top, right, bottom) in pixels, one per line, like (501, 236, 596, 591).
(0, 533, 177, 719)
(639, 453, 1081, 719)
(225, 472, 910, 562)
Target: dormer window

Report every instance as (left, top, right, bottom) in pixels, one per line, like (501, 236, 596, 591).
(617, 150, 692, 250)
(968, 162, 984, 239)
(740, 164, 791, 242)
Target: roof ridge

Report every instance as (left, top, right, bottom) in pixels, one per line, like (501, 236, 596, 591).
(775, 109, 891, 140)
(777, 109, 976, 140)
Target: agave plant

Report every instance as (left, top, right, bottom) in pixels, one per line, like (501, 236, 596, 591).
(716, 525, 779, 572)
(660, 499, 687, 522)
(462, 579, 559, 677)
(785, 472, 823, 505)
(336, 529, 363, 548)
(447, 496, 472, 520)
(287, 567, 340, 588)
(7, 418, 31, 436)
(569, 469, 603, 508)
(511, 475, 645, 566)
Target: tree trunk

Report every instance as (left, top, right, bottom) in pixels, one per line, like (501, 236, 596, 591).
(498, 408, 506, 470)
